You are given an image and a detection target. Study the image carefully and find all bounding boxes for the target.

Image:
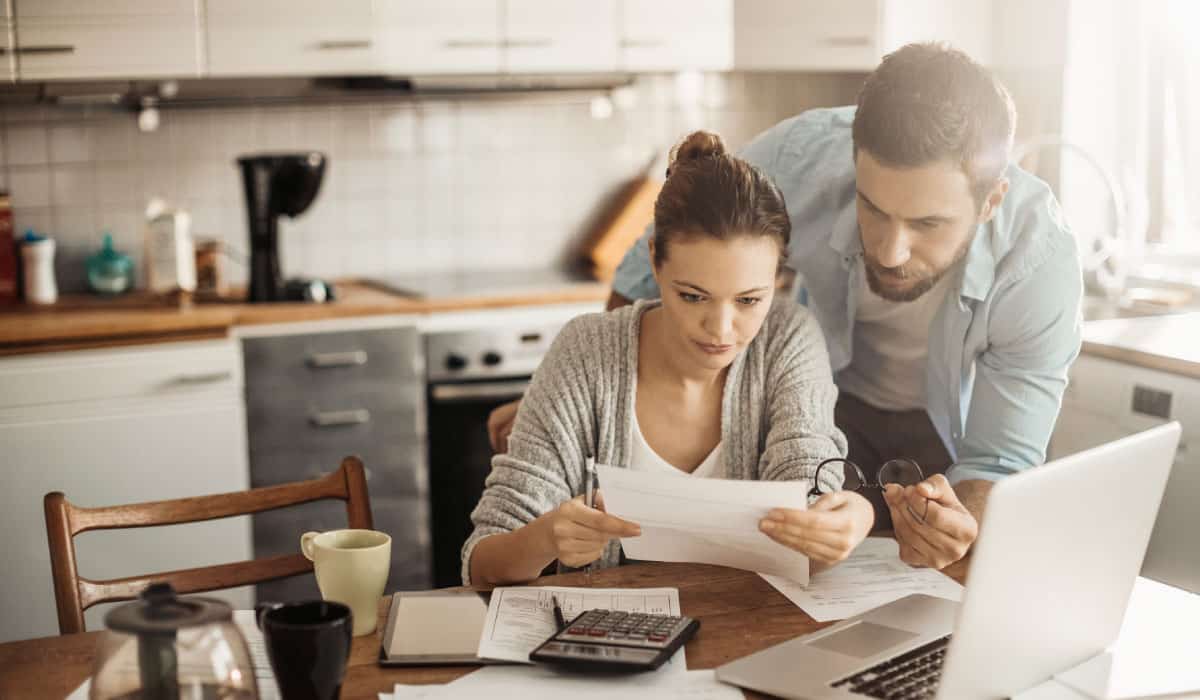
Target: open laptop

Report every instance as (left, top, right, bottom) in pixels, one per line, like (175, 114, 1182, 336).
(717, 421, 1181, 700)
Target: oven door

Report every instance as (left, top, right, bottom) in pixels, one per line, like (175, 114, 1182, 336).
(428, 377, 530, 587)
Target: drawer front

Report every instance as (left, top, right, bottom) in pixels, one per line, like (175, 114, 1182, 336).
(243, 328, 422, 395)
(249, 444, 426, 500)
(253, 495, 431, 602)
(0, 339, 242, 410)
(246, 383, 424, 453)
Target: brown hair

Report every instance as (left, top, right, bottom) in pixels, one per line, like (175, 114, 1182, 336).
(852, 42, 1016, 204)
(652, 130, 791, 267)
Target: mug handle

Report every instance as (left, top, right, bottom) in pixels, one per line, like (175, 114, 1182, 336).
(255, 602, 284, 630)
(300, 530, 321, 561)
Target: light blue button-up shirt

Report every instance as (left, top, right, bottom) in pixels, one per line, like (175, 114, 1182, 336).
(612, 107, 1084, 485)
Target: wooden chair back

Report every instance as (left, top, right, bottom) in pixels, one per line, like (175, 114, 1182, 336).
(44, 456, 372, 634)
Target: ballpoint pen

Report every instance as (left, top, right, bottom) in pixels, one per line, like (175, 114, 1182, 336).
(551, 594, 567, 632)
(584, 455, 597, 582)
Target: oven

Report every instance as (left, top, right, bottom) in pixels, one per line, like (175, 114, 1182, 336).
(425, 315, 577, 587)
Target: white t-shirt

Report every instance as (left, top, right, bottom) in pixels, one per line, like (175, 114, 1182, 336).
(630, 408, 721, 477)
(835, 259, 956, 411)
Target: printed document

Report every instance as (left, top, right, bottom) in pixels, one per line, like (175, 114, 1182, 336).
(477, 585, 682, 665)
(595, 463, 810, 583)
(761, 537, 963, 622)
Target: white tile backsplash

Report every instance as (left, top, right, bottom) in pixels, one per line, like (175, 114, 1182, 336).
(1, 72, 864, 293)
(7, 124, 49, 166)
(8, 166, 52, 208)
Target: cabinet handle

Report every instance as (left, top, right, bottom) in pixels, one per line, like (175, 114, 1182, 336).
(306, 350, 368, 369)
(310, 408, 371, 427)
(504, 38, 554, 49)
(620, 38, 666, 49)
(817, 36, 872, 48)
(15, 45, 76, 55)
(443, 39, 500, 49)
(173, 371, 234, 385)
(314, 39, 372, 51)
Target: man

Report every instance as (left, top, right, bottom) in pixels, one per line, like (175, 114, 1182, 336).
(490, 43, 1083, 570)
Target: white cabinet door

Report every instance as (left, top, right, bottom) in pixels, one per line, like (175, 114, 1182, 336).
(503, 0, 618, 73)
(880, 0, 992, 66)
(13, 0, 202, 80)
(619, 0, 732, 72)
(0, 339, 252, 643)
(375, 0, 501, 75)
(735, 0, 881, 71)
(206, 0, 375, 77)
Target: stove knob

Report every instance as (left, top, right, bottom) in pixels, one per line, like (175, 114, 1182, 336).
(482, 351, 503, 367)
(445, 353, 468, 371)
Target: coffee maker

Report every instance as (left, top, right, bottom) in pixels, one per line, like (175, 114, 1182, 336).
(238, 153, 326, 302)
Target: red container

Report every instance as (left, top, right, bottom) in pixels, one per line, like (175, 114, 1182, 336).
(0, 192, 16, 304)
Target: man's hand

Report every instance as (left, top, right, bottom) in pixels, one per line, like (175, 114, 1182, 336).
(884, 474, 985, 569)
(486, 399, 521, 453)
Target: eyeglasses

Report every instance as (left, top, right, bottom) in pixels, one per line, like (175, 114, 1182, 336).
(807, 457, 930, 521)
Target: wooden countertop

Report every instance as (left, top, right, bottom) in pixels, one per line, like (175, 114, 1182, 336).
(0, 553, 972, 700)
(1081, 312, 1200, 379)
(0, 280, 611, 356)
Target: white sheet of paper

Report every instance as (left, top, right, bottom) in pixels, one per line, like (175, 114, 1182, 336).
(595, 463, 810, 583)
(476, 585, 682, 665)
(761, 537, 963, 622)
(233, 609, 282, 700)
(426, 667, 740, 700)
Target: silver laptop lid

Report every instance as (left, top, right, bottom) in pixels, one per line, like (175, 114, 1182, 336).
(937, 421, 1181, 699)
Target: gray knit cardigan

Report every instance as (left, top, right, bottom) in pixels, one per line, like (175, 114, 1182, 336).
(461, 297, 847, 584)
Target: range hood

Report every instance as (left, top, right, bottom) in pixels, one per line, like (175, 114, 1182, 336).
(2, 73, 635, 111)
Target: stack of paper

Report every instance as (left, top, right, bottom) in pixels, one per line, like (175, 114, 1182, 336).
(377, 667, 743, 700)
(761, 537, 964, 622)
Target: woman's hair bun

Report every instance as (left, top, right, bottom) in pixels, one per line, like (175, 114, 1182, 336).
(667, 131, 726, 176)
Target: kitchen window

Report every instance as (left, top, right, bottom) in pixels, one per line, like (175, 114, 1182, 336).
(1059, 0, 1200, 285)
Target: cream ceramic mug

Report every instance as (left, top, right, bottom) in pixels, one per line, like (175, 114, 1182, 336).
(300, 529, 391, 636)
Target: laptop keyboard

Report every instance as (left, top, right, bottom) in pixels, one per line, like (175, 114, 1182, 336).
(831, 635, 951, 700)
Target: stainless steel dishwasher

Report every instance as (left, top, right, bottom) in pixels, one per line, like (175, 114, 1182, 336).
(242, 325, 431, 602)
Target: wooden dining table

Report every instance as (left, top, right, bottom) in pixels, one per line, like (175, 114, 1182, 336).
(0, 552, 970, 699)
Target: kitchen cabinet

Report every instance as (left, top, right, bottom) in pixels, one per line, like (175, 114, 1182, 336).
(1, 3, 14, 83)
(503, 0, 618, 73)
(734, 0, 994, 72)
(619, 0, 733, 72)
(0, 339, 252, 643)
(12, 0, 202, 81)
(242, 325, 432, 603)
(374, 0, 502, 75)
(206, 0, 376, 77)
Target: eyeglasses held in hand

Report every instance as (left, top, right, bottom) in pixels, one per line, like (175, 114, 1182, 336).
(808, 457, 930, 521)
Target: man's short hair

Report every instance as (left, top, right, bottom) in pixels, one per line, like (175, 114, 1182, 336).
(852, 42, 1017, 205)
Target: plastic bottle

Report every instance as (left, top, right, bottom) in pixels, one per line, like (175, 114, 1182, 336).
(21, 229, 57, 305)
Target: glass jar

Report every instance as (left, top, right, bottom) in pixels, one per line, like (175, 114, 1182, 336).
(89, 583, 258, 700)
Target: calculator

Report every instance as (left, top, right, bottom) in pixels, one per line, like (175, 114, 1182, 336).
(529, 609, 700, 672)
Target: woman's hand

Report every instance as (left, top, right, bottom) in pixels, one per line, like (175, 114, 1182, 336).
(758, 491, 874, 566)
(542, 491, 641, 568)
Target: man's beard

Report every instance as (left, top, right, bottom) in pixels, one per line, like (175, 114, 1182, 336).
(863, 235, 973, 302)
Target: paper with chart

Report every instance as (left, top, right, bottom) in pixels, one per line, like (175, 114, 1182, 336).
(760, 537, 963, 622)
(595, 463, 810, 583)
(477, 586, 683, 665)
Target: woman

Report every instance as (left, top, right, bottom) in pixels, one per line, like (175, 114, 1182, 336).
(463, 131, 874, 586)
